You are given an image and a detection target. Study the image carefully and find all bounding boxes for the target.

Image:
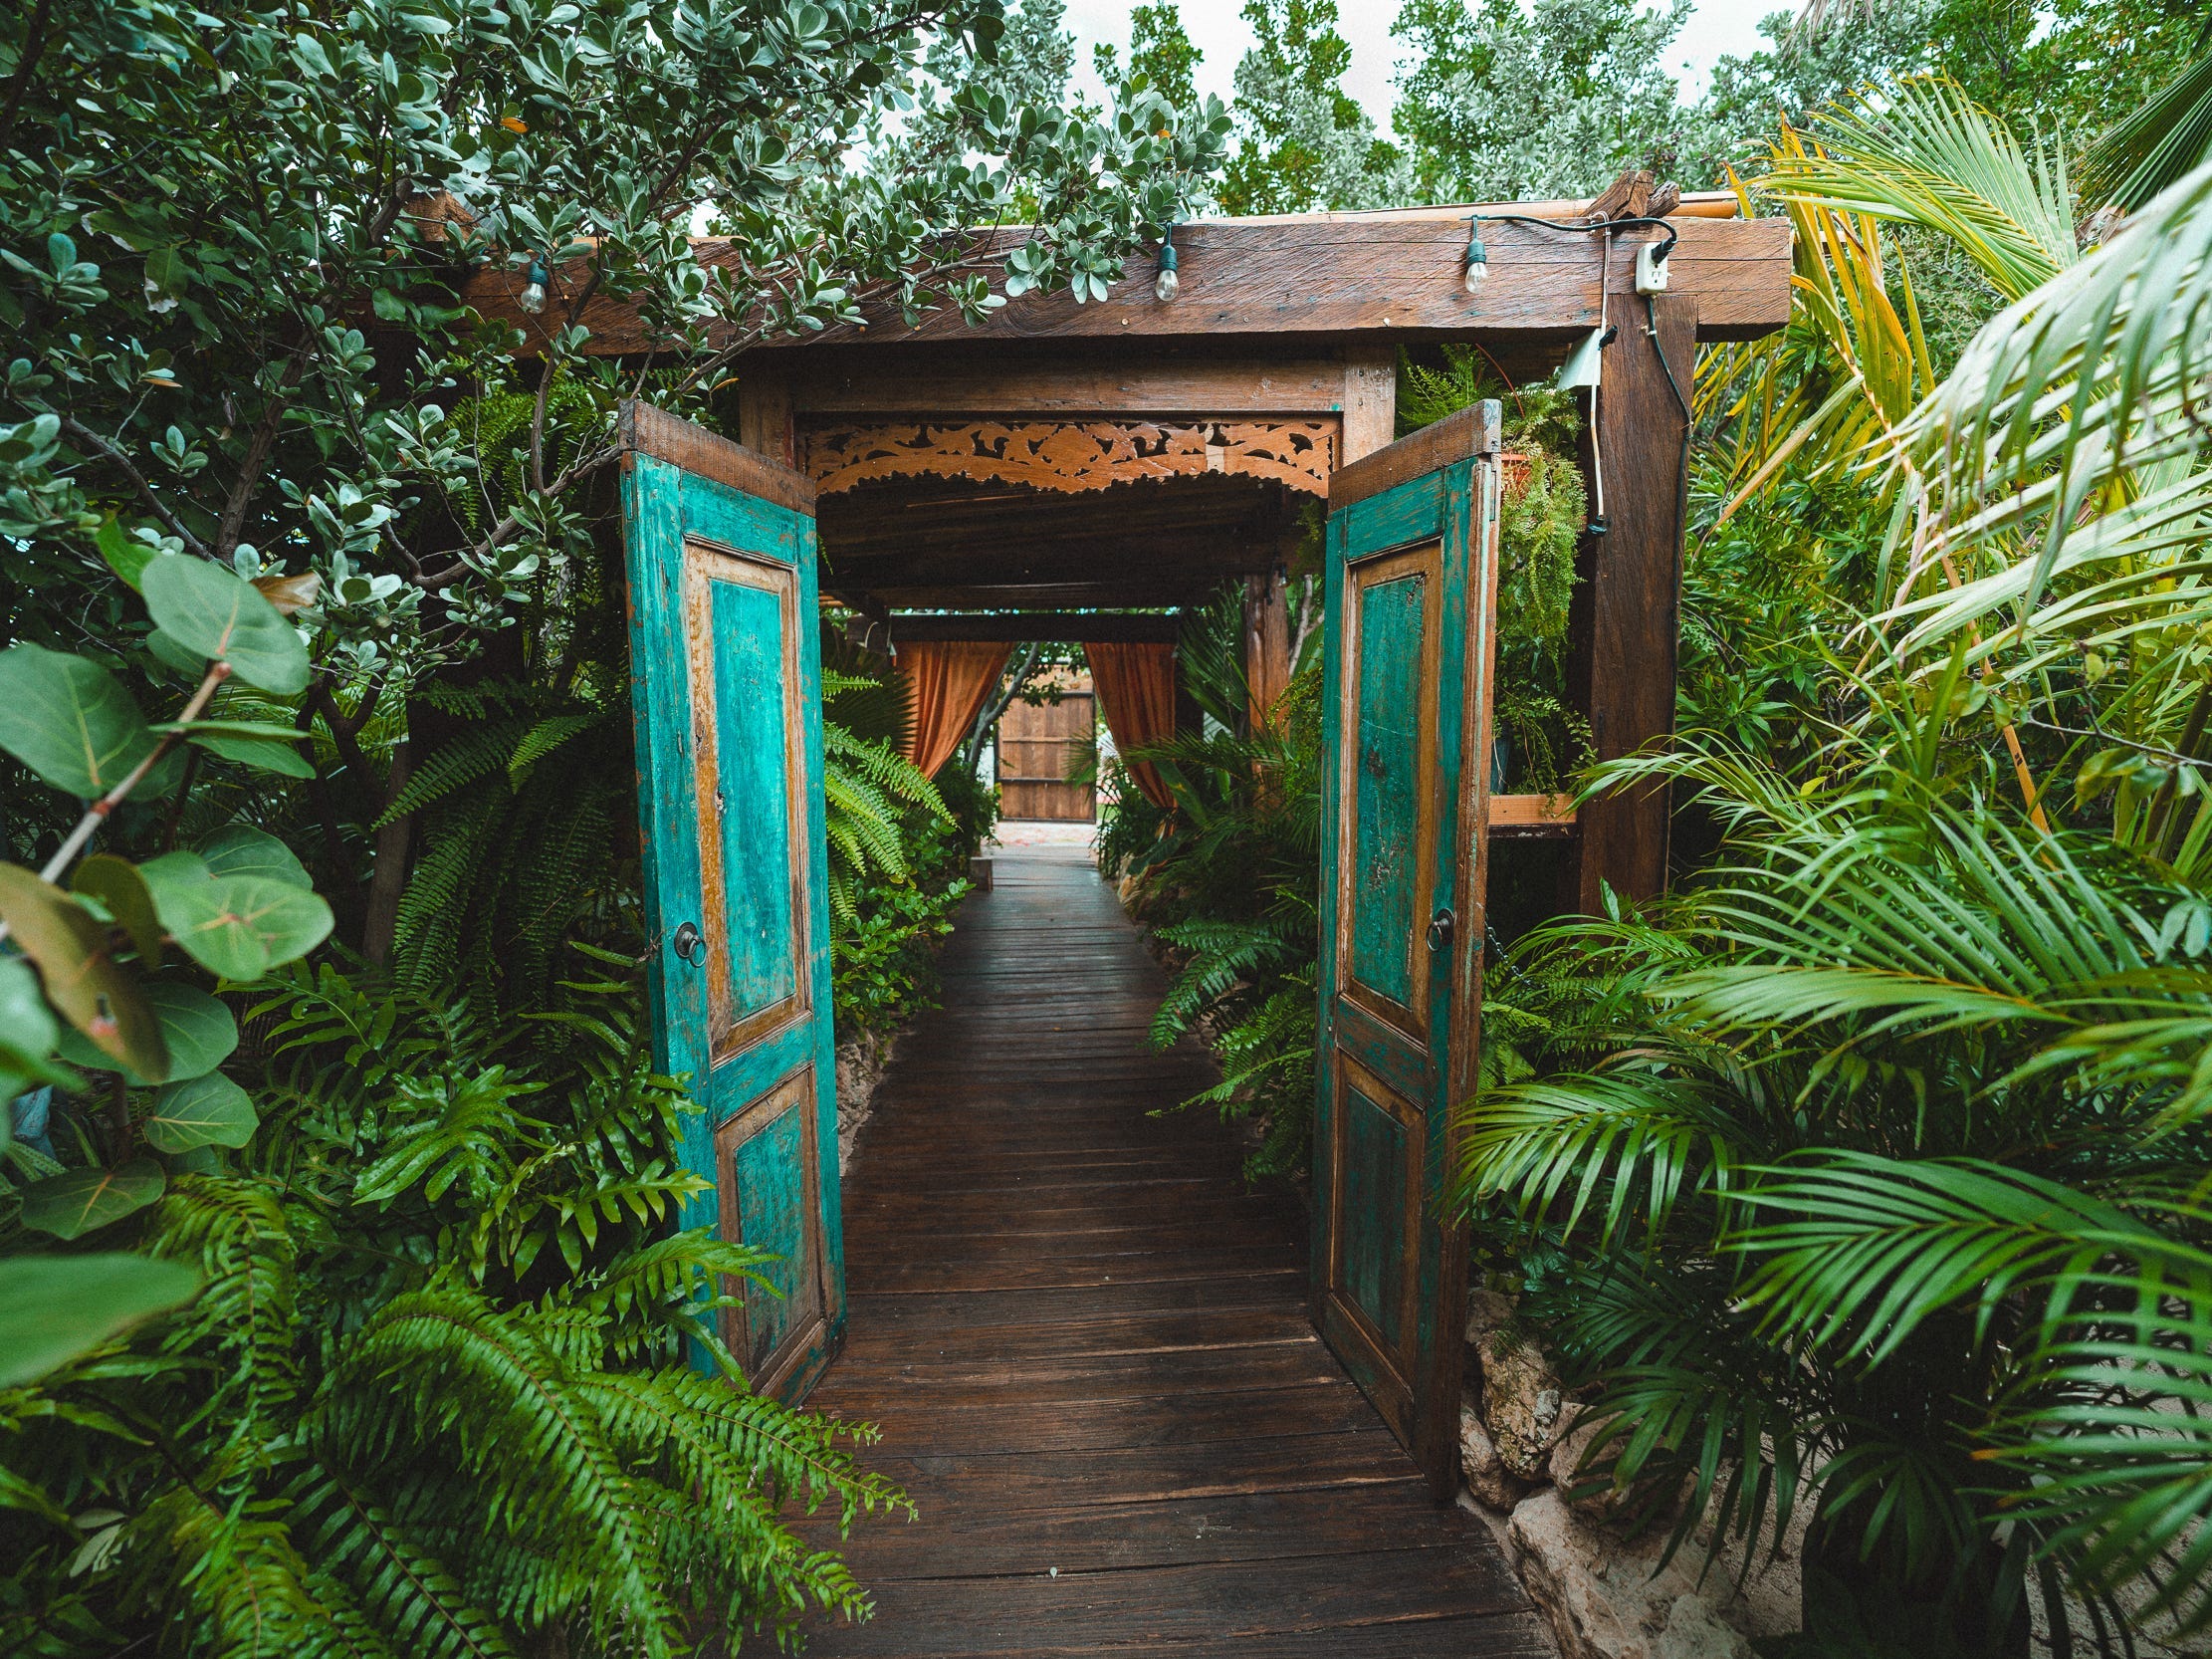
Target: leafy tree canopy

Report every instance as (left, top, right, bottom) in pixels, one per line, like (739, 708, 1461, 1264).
(1218, 0, 1411, 215)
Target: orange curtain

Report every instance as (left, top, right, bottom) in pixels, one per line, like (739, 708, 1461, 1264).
(1087, 641, 1178, 810)
(896, 640, 1011, 780)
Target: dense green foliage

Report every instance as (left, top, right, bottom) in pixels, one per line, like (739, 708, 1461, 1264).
(9, 960, 903, 1657)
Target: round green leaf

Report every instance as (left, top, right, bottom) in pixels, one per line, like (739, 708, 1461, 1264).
(73, 853, 164, 964)
(146, 628, 208, 677)
(0, 865, 168, 1081)
(144, 980, 239, 1079)
(18, 1160, 167, 1241)
(187, 728, 316, 777)
(65, 979, 240, 1084)
(0, 955, 60, 1065)
(0, 643, 156, 798)
(140, 556, 309, 695)
(0, 1255, 200, 1386)
(142, 1071, 257, 1153)
(156, 873, 332, 980)
(197, 827, 313, 891)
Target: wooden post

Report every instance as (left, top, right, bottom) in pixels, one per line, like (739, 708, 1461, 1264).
(1242, 571, 1291, 730)
(736, 368, 795, 466)
(1565, 293, 1696, 910)
(1340, 349, 1396, 464)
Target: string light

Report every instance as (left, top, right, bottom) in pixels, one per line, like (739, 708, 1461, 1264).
(518, 257, 551, 316)
(1154, 228, 1179, 303)
(1461, 220, 1489, 293)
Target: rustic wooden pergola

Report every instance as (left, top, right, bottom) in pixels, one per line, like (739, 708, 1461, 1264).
(492, 192, 1796, 1653)
(474, 192, 1791, 905)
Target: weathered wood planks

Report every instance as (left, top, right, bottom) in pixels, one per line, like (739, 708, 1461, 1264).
(777, 845, 1546, 1657)
(475, 215, 1789, 353)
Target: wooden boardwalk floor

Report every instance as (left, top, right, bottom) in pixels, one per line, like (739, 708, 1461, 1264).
(794, 844, 1550, 1658)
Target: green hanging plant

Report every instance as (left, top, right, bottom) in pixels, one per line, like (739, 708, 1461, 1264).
(1399, 347, 1589, 793)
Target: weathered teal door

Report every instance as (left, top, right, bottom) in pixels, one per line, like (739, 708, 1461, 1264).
(1313, 400, 1502, 1498)
(618, 401, 843, 1401)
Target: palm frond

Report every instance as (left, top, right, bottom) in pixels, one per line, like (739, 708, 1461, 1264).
(1773, 80, 2078, 304)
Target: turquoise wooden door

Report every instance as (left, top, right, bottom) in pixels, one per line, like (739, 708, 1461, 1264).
(1313, 400, 1503, 1498)
(618, 401, 843, 1401)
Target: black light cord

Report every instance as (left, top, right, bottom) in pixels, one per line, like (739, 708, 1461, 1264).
(1464, 211, 1681, 269)
(1468, 210, 1695, 537)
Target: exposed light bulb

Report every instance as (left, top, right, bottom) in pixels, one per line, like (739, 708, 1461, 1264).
(1154, 237, 1180, 303)
(518, 258, 551, 316)
(1462, 223, 1489, 294)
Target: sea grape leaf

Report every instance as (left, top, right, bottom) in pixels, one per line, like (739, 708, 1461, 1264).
(185, 728, 315, 777)
(140, 556, 309, 695)
(197, 827, 313, 891)
(253, 571, 323, 615)
(0, 644, 156, 798)
(72, 854, 164, 964)
(0, 1255, 200, 1386)
(152, 871, 332, 980)
(57, 979, 236, 1084)
(142, 1071, 257, 1153)
(146, 628, 207, 676)
(18, 1160, 167, 1240)
(138, 849, 212, 899)
(144, 981, 238, 1079)
(0, 864, 168, 1081)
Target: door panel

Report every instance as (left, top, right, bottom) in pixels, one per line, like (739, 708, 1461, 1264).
(621, 401, 843, 1402)
(1313, 401, 1503, 1500)
(1340, 542, 1441, 1042)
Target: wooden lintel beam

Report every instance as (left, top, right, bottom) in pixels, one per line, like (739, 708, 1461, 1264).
(785, 356, 1355, 416)
(879, 611, 1183, 643)
(467, 215, 1792, 356)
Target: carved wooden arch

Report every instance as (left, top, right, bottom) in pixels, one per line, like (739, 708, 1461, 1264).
(797, 417, 1340, 497)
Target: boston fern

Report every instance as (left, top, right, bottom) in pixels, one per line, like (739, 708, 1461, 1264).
(7, 962, 904, 1658)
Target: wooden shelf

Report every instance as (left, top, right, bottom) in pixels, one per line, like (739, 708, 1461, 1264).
(1489, 794, 1578, 838)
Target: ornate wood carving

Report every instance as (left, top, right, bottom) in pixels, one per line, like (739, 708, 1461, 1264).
(800, 418, 1339, 497)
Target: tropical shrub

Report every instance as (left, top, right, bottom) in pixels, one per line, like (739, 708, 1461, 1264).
(1462, 96, 2212, 1653)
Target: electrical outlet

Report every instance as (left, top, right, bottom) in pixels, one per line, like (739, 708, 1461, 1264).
(1635, 241, 1669, 295)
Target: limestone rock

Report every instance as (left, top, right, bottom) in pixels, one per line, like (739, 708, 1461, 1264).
(1483, 1326, 1567, 1479)
(1550, 1409, 1630, 1523)
(1459, 1389, 1529, 1512)
(1506, 1490, 1759, 1659)
(1465, 1287, 1517, 1352)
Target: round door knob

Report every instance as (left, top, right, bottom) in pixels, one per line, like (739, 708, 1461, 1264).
(671, 921, 705, 965)
(1426, 907, 1455, 954)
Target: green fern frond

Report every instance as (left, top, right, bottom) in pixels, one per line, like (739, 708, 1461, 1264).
(379, 721, 530, 828)
(507, 713, 604, 789)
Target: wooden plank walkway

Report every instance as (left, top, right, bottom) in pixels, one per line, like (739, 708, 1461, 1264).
(795, 843, 1550, 1658)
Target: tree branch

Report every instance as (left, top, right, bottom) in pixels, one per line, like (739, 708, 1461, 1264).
(0, 0, 55, 153)
(60, 415, 211, 559)
(213, 354, 307, 558)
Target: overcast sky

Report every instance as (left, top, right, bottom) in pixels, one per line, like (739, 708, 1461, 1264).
(1061, 0, 1790, 135)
